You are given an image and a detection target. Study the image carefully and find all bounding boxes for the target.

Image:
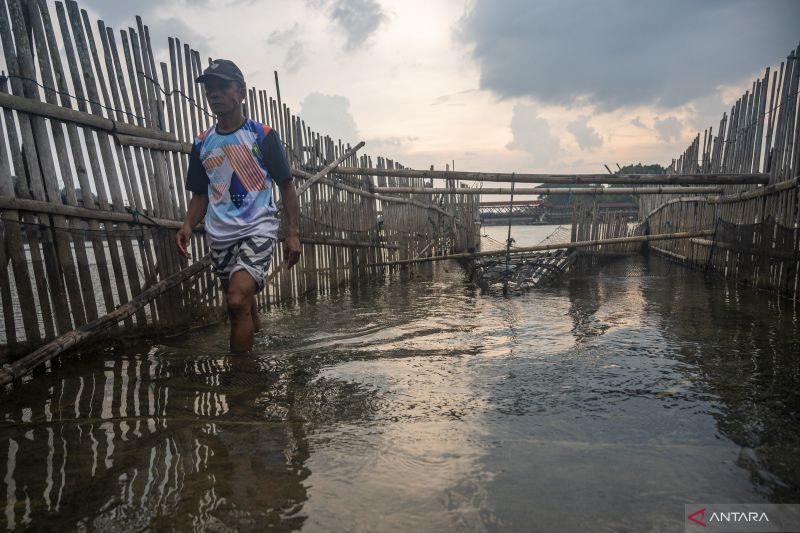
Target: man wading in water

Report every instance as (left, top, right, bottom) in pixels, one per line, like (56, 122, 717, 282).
(175, 59, 301, 352)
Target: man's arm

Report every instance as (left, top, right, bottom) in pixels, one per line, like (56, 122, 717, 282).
(279, 181, 301, 269)
(176, 193, 209, 258)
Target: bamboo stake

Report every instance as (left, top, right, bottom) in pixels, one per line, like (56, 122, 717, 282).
(0, 257, 212, 387)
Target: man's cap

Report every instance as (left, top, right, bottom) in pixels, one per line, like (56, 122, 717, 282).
(196, 59, 245, 86)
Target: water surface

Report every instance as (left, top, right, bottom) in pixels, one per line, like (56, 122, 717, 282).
(1, 226, 799, 531)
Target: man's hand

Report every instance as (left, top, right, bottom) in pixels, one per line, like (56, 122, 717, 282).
(176, 194, 208, 259)
(176, 225, 193, 258)
(284, 234, 301, 269)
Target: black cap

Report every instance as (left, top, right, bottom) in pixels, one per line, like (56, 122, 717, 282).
(196, 59, 245, 86)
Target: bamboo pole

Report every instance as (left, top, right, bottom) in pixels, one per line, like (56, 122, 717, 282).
(367, 229, 716, 267)
(294, 141, 366, 197)
(0, 257, 212, 387)
(3, 0, 74, 334)
(309, 167, 768, 185)
(0, 91, 177, 141)
(373, 186, 725, 195)
(0, 196, 396, 248)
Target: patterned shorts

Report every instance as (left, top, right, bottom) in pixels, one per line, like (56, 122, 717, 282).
(209, 236, 277, 292)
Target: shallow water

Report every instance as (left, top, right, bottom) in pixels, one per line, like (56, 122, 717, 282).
(2, 227, 799, 531)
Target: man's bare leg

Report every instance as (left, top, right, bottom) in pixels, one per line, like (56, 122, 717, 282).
(251, 298, 261, 333)
(225, 270, 258, 352)
(223, 279, 260, 332)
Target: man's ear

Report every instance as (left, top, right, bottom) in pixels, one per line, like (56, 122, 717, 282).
(238, 83, 247, 100)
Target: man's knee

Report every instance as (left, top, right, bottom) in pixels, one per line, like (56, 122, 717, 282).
(226, 288, 251, 317)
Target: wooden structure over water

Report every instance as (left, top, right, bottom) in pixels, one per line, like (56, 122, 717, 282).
(639, 43, 800, 298)
(0, 0, 480, 362)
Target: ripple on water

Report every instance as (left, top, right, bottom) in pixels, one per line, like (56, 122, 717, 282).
(1, 256, 799, 531)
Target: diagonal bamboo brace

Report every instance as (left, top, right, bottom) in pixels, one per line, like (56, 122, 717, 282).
(0, 256, 212, 386)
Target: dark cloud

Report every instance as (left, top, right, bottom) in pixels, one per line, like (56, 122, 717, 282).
(506, 103, 560, 165)
(631, 117, 645, 129)
(653, 117, 682, 142)
(327, 0, 387, 50)
(299, 93, 359, 143)
(268, 25, 307, 73)
(70, 0, 208, 51)
(459, 0, 800, 111)
(566, 116, 602, 150)
(303, 0, 386, 50)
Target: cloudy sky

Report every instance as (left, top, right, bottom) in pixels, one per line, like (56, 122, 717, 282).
(75, 0, 798, 175)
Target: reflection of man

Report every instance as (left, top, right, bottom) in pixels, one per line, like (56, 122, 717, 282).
(175, 59, 300, 352)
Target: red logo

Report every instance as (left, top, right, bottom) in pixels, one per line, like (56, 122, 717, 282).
(688, 507, 707, 527)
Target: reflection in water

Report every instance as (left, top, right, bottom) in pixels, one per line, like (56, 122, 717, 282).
(1, 254, 799, 531)
(0, 346, 354, 530)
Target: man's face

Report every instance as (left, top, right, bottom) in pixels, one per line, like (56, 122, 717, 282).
(203, 78, 246, 115)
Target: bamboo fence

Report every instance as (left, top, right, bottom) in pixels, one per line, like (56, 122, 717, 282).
(0, 0, 479, 360)
(639, 43, 800, 299)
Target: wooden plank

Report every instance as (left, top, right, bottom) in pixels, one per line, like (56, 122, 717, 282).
(40, 0, 112, 323)
(67, 2, 147, 329)
(27, 0, 95, 327)
(3, 0, 76, 335)
(97, 19, 145, 210)
(0, 91, 39, 344)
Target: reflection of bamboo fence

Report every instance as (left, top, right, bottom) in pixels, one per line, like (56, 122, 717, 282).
(639, 43, 800, 299)
(0, 350, 315, 530)
(0, 0, 479, 359)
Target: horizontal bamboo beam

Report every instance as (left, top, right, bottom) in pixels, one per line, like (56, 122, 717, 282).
(0, 195, 181, 226)
(642, 177, 799, 218)
(299, 236, 397, 249)
(104, 132, 468, 223)
(0, 255, 212, 386)
(690, 238, 800, 259)
(650, 245, 688, 262)
(322, 166, 768, 185)
(0, 91, 177, 142)
(0, 196, 396, 248)
(113, 132, 467, 222)
(707, 176, 800, 203)
(643, 196, 710, 219)
(366, 229, 715, 267)
(373, 186, 725, 195)
(292, 168, 463, 221)
(115, 133, 190, 153)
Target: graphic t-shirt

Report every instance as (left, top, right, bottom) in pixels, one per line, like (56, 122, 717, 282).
(185, 119, 292, 248)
